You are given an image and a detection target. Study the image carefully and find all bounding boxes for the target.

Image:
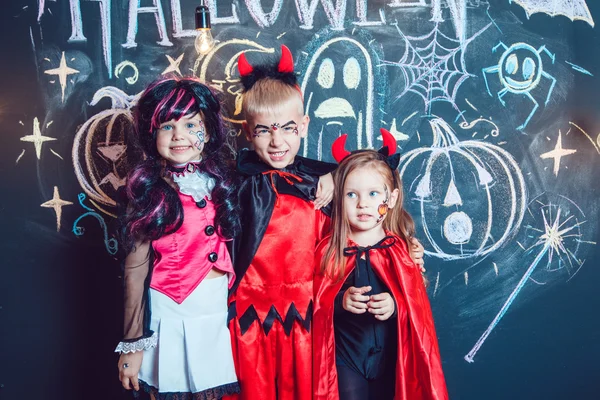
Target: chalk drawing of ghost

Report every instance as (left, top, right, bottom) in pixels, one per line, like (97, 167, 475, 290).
(399, 118, 527, 260)
(298, 34, 386, 161)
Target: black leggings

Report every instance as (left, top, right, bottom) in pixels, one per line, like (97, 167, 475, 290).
(336, 363, 395, 400)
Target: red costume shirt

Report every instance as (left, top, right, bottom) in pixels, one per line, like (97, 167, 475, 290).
(227, 150, 335, 400)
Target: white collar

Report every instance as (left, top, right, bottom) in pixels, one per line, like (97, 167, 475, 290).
(171, 169, 216, 202)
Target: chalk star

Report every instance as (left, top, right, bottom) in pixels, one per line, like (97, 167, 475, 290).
(540, 131, 577, 176)
(387, 118, 409, 141)
(162, 53, 184, 76)
(41, 186, 73, 232)
(20, 117, 57, 159)
(44, 51, 80, 102)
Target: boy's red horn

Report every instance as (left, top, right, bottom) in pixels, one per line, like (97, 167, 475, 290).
(237, 52, 254, 77)
(332, 134, 351, 163)
(380, 128, 397, 155)
(278, 45, 294, 73)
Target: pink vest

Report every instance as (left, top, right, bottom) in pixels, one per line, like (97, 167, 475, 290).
(150, 193, 234, 304)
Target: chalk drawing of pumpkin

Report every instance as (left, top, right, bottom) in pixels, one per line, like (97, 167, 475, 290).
(399, 118, 527, 260)
(72, 86, 143, 214)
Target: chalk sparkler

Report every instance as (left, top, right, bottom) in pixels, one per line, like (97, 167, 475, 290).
(465, 204, 585, 362)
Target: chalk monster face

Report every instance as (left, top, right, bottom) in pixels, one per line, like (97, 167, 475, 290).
(299, 37, 380, 162)
(498, 44, 543, 94)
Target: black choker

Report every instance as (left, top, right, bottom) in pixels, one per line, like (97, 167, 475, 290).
(166, 161, 203, 177)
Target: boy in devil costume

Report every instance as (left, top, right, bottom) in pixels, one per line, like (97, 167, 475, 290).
(228, 46, 426, 400)
(227, 45, 336, 400)
(313, 131, 448, 400)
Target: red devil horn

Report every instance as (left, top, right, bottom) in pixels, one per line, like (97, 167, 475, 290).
(237, 52, 254, 77)
(278, 45, 294, 73)
(332, 134, 351, 163)
(380, 128, 397, 155)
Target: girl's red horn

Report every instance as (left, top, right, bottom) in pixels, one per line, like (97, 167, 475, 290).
(380, 128, 397, 155)
(332, 134, 351, 163)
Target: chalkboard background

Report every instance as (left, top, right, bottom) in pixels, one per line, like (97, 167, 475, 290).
(1, 0, 599, 399)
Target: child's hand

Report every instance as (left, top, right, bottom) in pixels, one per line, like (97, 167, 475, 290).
(342, 286, 371, 314)
(409, 237, 426, 273)
(408, 238, 429, 286)
(314, 173, 334, 209)
(368, 292, 395, 321)
(118, 351, 144, 391)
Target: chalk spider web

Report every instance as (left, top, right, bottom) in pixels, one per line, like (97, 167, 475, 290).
(386, 22, 488, 114)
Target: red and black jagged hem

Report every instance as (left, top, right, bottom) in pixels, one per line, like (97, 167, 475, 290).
(228, 300, 313, 336)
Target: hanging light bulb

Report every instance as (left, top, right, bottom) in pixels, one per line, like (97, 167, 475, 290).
(195, 1, 214, 56)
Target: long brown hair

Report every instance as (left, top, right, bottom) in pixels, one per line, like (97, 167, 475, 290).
(321, 150, 415, 280)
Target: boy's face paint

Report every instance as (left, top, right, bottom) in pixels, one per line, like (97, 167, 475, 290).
(245, 106, 309, 169)
(156, 113, 209, 165)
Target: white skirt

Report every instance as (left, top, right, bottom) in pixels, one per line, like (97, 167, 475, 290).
(139, 274, 238, 397)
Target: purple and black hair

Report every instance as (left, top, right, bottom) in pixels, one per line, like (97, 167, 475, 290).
(119, 76, 240, 253)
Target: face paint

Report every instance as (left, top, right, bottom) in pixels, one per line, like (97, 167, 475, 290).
(189, 121, 206, 149)
(271, 122, 280, 131)
(376, 186, 390, 223)
(190, 131, 204, 149)
(282, 121, 299, 136)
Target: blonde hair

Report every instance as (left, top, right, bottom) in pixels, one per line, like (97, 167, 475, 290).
(321, 150, 416, 280)
(242, 78, 304, 121)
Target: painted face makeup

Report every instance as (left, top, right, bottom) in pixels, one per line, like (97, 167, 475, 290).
(251, 120, 299, 138)
(377, 186, 390, 224)
(247, 111, 308, 169)
(156, 113, 208, 165)
(343, 167, 399, 243)
(189, 120, 206, 149)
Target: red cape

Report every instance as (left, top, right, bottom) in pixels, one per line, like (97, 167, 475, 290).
(313, 234, 448, 400)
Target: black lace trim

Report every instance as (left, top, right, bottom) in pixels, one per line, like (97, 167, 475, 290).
(134, 380, 240, 400)
(230, 300, 313, 336)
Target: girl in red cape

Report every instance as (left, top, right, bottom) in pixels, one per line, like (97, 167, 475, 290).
(313, 132, 448, 400)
